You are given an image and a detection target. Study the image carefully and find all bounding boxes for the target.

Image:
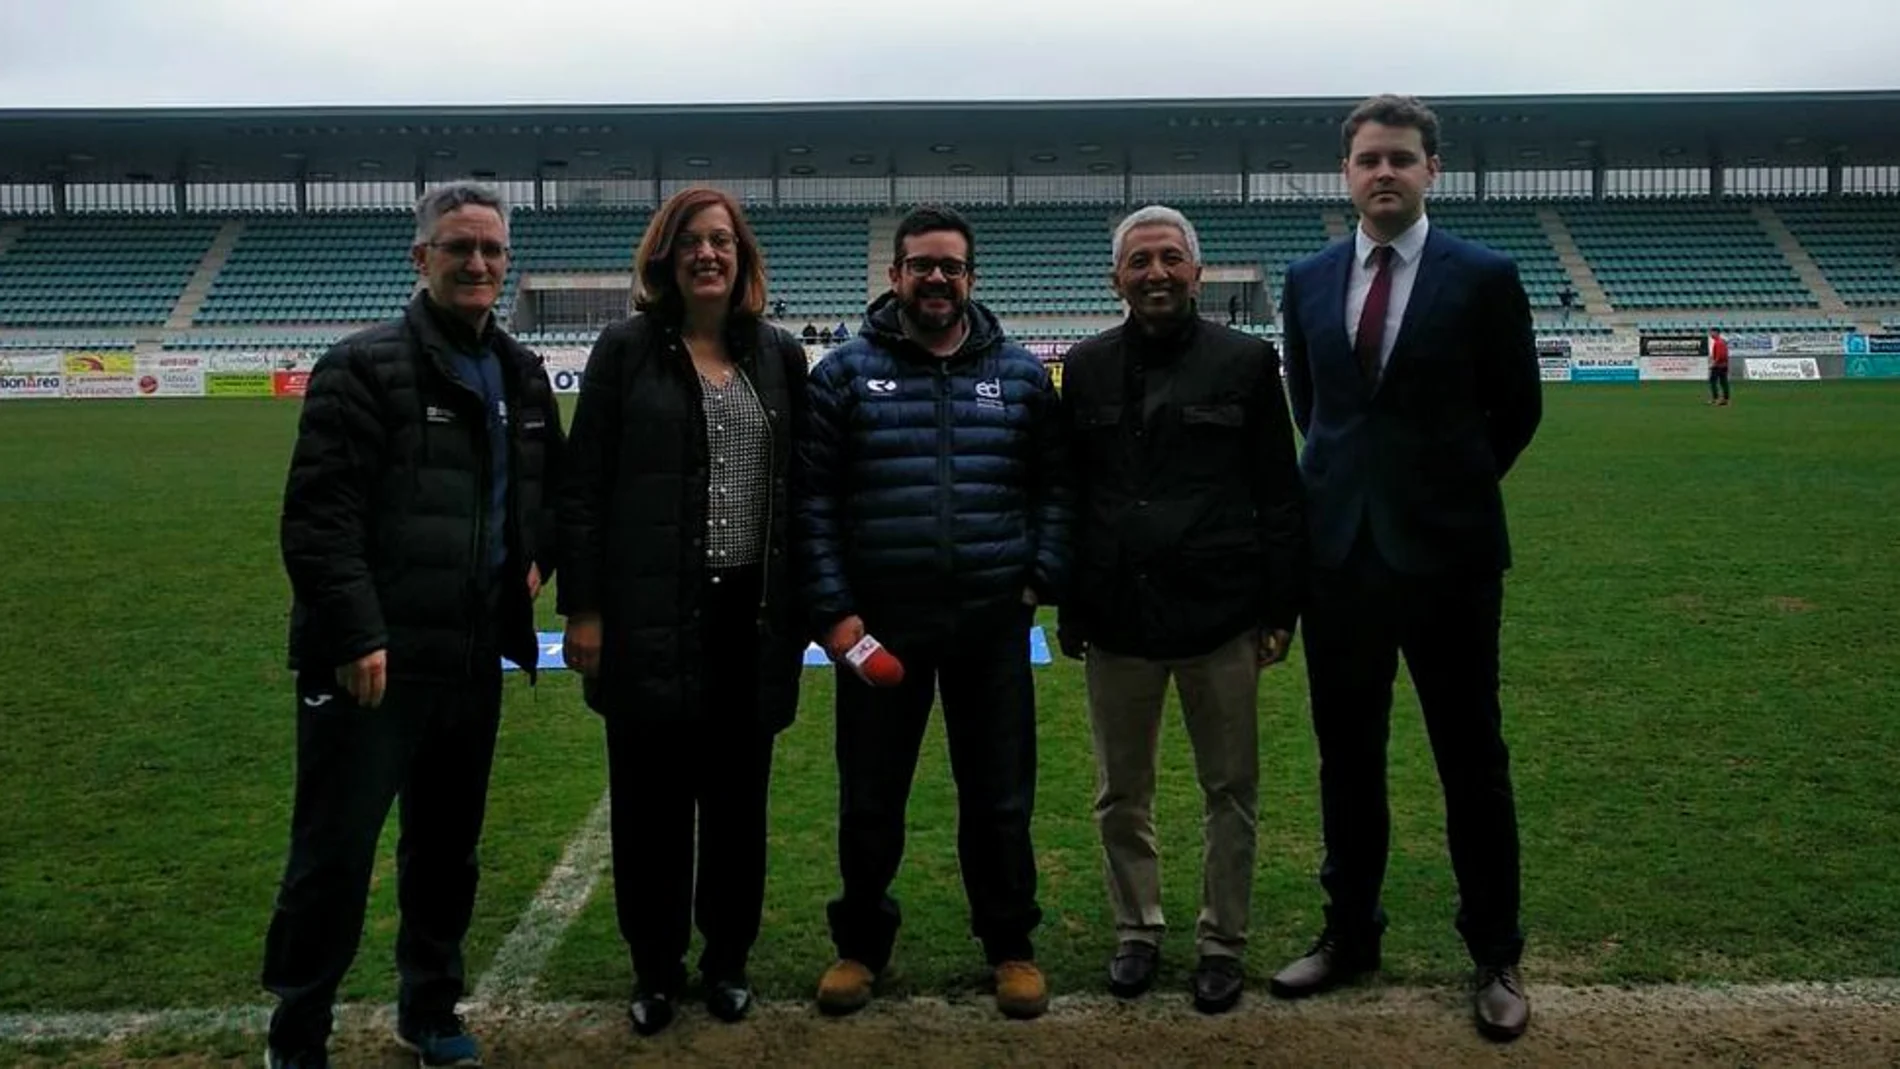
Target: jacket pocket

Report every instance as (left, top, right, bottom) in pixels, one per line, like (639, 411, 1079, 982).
(1180, 403, 1244, 428)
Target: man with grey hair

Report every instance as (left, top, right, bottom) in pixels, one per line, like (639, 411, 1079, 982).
(262, 181, 563, 1069)
(1058, 204, 1305, 1013)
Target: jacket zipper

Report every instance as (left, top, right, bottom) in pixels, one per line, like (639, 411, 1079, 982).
(430, 349, 491, 678)
(935, 361, 954, 581)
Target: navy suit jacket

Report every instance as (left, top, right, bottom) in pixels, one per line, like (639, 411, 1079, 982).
(1281, 226, 1542, 576)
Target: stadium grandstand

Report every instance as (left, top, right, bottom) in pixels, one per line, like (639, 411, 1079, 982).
(1, 92, 1897, 374)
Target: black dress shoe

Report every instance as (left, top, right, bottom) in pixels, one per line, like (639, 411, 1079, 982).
(705, 976, 754, 1023)
(1267, 935, 1379, 999)
(1190, 955, 1244, 1014)
(1107, 940, 1159, 998)
(628, 988, 677, 1036)
(1473, 965, 1530, 1041)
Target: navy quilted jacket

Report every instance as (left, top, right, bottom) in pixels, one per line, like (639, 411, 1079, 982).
(797, 293, 1071, 639)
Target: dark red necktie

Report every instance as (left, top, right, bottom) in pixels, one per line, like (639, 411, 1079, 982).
(1355, 244, 1394, 384)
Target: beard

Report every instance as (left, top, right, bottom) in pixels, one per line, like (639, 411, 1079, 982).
(900, 282, 967, 332)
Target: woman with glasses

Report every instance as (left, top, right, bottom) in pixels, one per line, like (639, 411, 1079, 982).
(556, 186, 809, 1035)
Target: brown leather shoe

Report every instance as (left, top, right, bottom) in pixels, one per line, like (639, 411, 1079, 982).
(1473, 965, 1530, 1041)
(815, 958, 875, 1016)
(1268, 935, 1379, 999)
(994, 960, 1049, 1019)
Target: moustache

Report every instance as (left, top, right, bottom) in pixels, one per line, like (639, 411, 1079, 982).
(916, 285, 958, 301)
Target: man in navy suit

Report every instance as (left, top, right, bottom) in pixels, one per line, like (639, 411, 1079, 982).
(1268, 95, 1542, 1041)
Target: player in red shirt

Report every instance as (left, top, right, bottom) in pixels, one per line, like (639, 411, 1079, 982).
(1708, 330, 1731, 406)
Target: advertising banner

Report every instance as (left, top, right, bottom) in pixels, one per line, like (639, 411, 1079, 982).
(1726, 332, 1778, 354)
(1775, 332, 1847, 354)
(1845, 355, 1900, 380)
(62, 351, 135, 376)
(272, 370, 311, 398)
(206, 373, 274, 397)
(0, 371, 64, 399)
(65, 374, 137, 398)
(62, 350, 137, 397)
(1640, 334, 1707, 357)
(210, 352, 276, 374)
(0, 352, 62, 374)
(135, 354, 207, 398)
(1640, 356, 1705, 381)
(1571, 338, 1628, 358)
(539, 346, 590, 395)
(1538, 356, 1572, 382)
(1744, 357, 1821, 381)
(1844, 333, 1900, 355)
(1571, 355, 1640, 383)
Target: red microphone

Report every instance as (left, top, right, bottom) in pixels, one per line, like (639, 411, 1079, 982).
(843, 633, 906, 687)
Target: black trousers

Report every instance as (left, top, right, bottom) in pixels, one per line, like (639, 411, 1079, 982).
(1709, 366, 1731, 400)
(827, 601, 1041, 971)
(262, 668, 503, 1052)
(1301, 529, 1524, 967)
(603, 564, 777, 993)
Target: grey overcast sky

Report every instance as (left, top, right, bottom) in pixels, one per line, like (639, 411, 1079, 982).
(1, 0, 1895, 108)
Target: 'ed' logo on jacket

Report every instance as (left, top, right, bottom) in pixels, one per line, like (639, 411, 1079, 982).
(975, 378, 1004, 409)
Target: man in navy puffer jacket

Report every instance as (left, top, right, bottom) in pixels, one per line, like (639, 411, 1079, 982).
(799, 205, 1070, 1019)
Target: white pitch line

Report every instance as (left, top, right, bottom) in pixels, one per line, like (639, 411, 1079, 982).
(470, 789, 615, 1006)
(7, 980, 1900, 1045)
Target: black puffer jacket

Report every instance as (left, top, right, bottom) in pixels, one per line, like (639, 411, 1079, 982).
(556, 314, 809, 731)
(282, 294, 563, 681)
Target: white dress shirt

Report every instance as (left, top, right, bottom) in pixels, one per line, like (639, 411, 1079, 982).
(1345, 214, 1431, 376)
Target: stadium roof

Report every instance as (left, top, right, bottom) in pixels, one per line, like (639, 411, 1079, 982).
(3, 91, 1897, 184)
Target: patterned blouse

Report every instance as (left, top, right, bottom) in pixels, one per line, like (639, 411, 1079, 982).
(700, 369, 771, 569)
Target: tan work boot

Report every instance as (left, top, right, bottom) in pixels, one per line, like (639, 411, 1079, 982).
(994, 960, 1049, 1019)
(816, 958, 875, 1016)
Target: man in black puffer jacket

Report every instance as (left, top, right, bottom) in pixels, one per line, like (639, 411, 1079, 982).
(800, 205, 1070, 1021)
(262, 182, 562, 1069)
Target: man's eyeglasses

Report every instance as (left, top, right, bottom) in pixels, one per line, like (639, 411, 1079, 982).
(673, 230, 738, 255)
(899, 256, 972, 279)
(429, 238, 510, 261)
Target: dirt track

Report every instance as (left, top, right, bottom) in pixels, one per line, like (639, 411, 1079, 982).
(15, 983, 1900, 1068)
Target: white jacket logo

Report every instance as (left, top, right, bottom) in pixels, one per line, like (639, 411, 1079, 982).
(975, 378, 1004, 408)
(866, 379, 898, 394)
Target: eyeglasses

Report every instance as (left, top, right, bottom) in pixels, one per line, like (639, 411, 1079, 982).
(673, 229, 737, 255)
(899, 256, 971, 279)
(429, 238, 510, 260)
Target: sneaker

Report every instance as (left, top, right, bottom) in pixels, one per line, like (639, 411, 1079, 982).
(816, 958, 876, 1016)
(393, 1015, 483, 1067)
(994, 960, 1049, 1019)
(263, 1047, 330, 1069)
